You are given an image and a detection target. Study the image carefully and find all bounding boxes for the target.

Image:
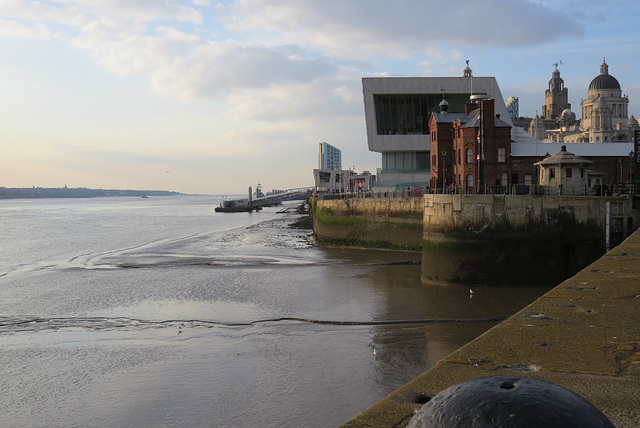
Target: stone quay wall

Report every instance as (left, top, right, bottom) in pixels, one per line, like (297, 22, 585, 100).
(422, 194, 637, 235)
(312, 197, 423, 251)
(420, 194, 639, 286)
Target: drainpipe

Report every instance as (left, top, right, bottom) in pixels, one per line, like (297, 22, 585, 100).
(605, 201, 611, 252)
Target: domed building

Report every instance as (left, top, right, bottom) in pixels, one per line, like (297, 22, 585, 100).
(580, 59, 631, 142)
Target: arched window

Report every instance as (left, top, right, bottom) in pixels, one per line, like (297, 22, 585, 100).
(466, 174, 474, 188)
(466, 148, 473, 164)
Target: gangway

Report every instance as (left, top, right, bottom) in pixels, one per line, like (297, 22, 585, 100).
(215, 187, 311, 212)
(252, 187, 312, 208)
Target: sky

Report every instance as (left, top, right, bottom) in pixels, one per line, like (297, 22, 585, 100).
(1, 0, 640, 195)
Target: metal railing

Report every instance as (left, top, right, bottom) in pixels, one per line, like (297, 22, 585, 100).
(314, 183, 639, 200)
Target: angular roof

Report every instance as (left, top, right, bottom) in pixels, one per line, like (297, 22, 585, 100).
(461, 109, 511, 128)
(534, 146, 593, 166)
(512, 142, 634, 158)
(431, 112, 467, 123)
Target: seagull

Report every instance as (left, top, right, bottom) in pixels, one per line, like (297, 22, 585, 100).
(373, 348, 377, 357)
(469, 288, 475, 294)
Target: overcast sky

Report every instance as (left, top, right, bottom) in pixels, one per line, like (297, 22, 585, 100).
(1, 0, 639, 194)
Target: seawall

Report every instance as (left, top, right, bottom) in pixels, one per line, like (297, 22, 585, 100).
(313, 194, 639, 286)
(312, 197, 423, 251)
(421, 194, 638, 286)
(341, 228, 640, 427)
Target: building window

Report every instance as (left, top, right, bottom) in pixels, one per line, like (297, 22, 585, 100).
(550, 168, 556, 179)
(373, 94, 472, 136)
(432, 154, 436, 169)
(466, 148, 473, 164)
(524, 174, 532, 185)
(566, 168, 572, 178)
(466, 174, 474, 188)
(501, 172, 508, 186)
(416, 152, 428, 170)
(498, 147, 506, 163)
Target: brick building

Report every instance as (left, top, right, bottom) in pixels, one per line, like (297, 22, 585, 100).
(430, 98, 635, 193)
(430, 97, 519, 192)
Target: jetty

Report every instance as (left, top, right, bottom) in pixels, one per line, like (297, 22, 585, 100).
(215, 186, 311, 213)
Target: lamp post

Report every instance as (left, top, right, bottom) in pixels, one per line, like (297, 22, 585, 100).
(629, 151, 634, 183)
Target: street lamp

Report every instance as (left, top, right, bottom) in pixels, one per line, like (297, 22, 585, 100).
(630, 151, 634, 183)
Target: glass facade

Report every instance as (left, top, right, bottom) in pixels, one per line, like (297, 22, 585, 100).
(374, 93, 471, 135)
(382, 151, 430, 172)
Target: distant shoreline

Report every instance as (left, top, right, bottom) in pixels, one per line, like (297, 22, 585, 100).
(0, 187, 182, 199)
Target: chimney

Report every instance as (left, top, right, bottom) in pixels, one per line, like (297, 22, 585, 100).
(481, 98, 495, 136)
(465, 102, 476, 114)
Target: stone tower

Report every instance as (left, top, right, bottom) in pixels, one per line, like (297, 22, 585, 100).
(542, 65, 570, 120)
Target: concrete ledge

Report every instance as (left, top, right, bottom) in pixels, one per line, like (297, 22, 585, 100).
(342, 229, 640, 427)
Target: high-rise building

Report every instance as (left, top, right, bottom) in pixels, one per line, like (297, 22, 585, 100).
(505, 96, 519, 119)
(318, 142, 342, 170)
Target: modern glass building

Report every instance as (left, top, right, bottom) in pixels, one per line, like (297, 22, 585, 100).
(362, 73, 512, 190)
(318, 142, 342, 170)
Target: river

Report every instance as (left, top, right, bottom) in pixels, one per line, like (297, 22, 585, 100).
(0, 195, 549, 427)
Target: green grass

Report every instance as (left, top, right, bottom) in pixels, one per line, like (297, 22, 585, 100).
(313, 206, 368, 225)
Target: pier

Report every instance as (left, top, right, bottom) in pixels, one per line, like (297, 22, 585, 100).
(216, 187, 311, 212)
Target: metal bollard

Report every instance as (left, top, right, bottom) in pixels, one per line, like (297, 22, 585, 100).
(407, 376, 614, 428)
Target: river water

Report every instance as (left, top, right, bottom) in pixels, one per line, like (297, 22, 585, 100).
(0, 196, 549, 427)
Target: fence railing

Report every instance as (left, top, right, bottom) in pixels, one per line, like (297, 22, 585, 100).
(314, 183, 639, 200)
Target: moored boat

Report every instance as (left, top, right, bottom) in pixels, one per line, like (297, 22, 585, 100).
(215, 198, 261, 213)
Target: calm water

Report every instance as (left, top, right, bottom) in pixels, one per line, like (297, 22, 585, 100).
(0, 196, 549, 427)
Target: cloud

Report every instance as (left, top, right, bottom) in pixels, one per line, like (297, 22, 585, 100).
(0, 18, 57, 39)
(148, 41, 338, 98)
(225, 67, 362, 121)
(0, 0, 585, 102)
(226, 0, 584, 57)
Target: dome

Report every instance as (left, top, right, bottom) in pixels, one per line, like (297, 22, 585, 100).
(561, 108, 573, 117)
(589, 74, 621, 90)
(588, 59, 621, 90)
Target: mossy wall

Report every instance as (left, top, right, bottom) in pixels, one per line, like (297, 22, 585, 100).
(312, 198, 423, 251)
